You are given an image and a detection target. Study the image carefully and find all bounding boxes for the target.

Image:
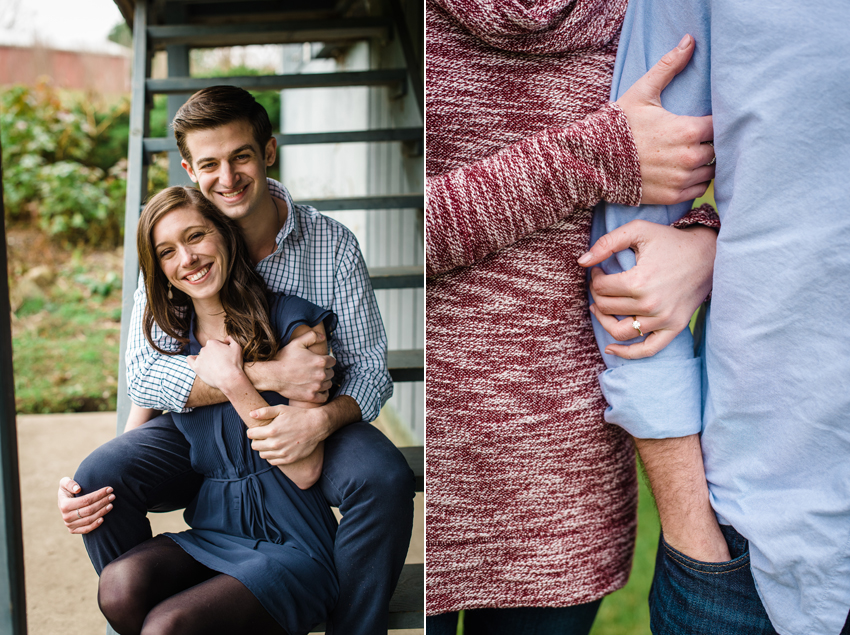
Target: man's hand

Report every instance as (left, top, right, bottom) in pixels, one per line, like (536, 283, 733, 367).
(617, 34, 715, 205)
(246, 404, 330, 465)
(245, 328, 335, 403)
(246, 395, 361, 465)
(579, 220, 716, 359)
(57, 477, 114, 535)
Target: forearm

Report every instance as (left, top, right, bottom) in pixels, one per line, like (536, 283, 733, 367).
(185, 377, 228, 408)
(318, 394, 361, 437)
(222, 374, 323, 489)
(635, 434, 730, 561)
(123, 405, 159, 432)
(426, 102, 641, 276)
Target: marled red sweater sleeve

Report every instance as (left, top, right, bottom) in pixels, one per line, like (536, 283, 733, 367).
(426, 102, 642, 277)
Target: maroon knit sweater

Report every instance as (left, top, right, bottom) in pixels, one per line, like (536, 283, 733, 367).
(425, 0, 641, 614)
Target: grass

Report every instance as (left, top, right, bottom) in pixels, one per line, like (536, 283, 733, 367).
(8, 230, 123, 414)
(590, 469, 659, 635)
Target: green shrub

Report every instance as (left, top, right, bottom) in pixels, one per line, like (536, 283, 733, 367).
(0, 82, 129, 246)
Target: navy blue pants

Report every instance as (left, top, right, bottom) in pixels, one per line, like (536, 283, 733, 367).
(650, 525, 850, 635)
(426, 602, 602, 635)
(75, 414, 415, 635)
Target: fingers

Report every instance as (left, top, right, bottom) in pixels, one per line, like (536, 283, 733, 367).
(604, 329, 678, 360)
(60, 486, 115, 532)
(290, 328, 325, 349)
(59, 477, 81, 498)
(590, 266, 638, 299)
(590, 305, 646, 342)
(633, 34, 695, 102)
(249, 405, 285, 422)
(578, 222, 647, 268)
(690, 115, 714, 144)
(693, 142, 716, 168)
(186, 355, 197, 371)
(58, 485, 112, 513)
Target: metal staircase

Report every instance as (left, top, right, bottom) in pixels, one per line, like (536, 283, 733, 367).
(112, 0, 423, 631)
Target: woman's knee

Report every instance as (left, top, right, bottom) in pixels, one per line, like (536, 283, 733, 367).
(140, 605, 196, 635)
(98, 558, 149, 631)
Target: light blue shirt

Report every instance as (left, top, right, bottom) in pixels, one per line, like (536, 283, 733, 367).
(591, 1, 850, 633)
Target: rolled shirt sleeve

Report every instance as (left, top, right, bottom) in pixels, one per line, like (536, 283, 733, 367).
(125, 272, 196, 412)
(590, 0, 712, 439)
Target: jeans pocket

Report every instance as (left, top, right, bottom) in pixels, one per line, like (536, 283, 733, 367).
(650, 531, 776, 635)
(659, 533, 751, 576)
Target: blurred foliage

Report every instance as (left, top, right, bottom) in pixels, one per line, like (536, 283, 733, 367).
(108, 22, 133, 48)
(1, 61, 283, 246)
(0, 82, 130, 246)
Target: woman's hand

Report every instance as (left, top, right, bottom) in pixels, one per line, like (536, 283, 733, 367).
(616, 34, 716, 205)
(57, 477, 114, 534)
(579, 220, 717, 359)
(187, 336, 245, 391)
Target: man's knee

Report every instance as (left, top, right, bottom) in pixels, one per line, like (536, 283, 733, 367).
(75, 436, 135, 493)
(323, 423, 415, 509)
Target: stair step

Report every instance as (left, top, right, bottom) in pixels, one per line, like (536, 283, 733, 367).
(278, 127, 422, 146)
(143, 127, 421, 154)
(146, 69, 407, 95)
(147, 17, 391, 48)
(297, 195, 423, 211)
(369, 266, 424, 290)
(388, 350, 423, 383)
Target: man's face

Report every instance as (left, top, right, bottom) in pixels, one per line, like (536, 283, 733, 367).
(181, 120, 277, 223)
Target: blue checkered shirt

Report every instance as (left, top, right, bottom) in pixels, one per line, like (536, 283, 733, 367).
(126, 179, 392, 422)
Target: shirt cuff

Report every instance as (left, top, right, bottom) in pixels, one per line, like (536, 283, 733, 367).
(599, 356, 703, 439)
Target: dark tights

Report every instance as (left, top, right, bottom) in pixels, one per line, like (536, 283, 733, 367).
(98, 536, 288, 635)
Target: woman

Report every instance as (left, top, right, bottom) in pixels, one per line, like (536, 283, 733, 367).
(426, 0, 719, 632)
(96, 186, 338, 635)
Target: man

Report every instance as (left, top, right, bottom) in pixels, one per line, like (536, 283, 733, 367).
(583, 1, 850, 633)
(57, 86, 415, 635)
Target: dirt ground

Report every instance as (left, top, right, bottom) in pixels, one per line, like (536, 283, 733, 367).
(17, 412, 424, 635)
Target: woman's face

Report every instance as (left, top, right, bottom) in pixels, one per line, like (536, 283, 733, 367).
(151, 205, 228, 302)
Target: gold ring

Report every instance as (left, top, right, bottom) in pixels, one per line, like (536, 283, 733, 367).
(632, 319, 644, 337)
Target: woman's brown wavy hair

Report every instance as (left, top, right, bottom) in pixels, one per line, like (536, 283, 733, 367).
(137, 186, 280, 363)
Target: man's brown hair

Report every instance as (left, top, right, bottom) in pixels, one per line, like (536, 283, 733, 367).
(172, 85, 273, 166)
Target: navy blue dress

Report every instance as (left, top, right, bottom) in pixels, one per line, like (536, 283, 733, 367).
(165, 293, 339, 635)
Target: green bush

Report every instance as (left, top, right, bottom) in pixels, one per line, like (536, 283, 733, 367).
(0, 82, 129, 246)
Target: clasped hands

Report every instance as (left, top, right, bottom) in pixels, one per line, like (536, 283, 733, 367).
(58, 329, 335, 534)
(186, 329, 333, 463)
(581, 34, 718, 359)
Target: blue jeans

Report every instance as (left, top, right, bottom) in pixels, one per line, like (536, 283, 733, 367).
(75, 414, 415, 635)
(651, 525, 850, 635)
(427, 601, 602, 635)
